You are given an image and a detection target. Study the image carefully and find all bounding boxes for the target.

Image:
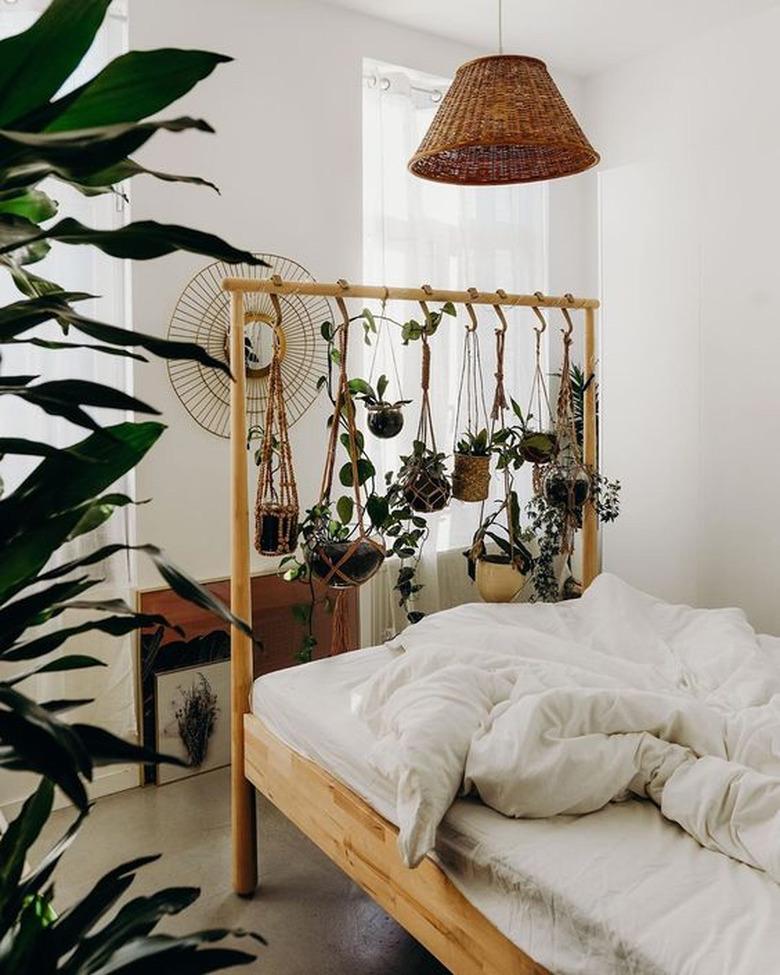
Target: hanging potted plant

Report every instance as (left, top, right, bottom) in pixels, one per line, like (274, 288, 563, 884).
(451, 303, 493, 502)
(518, 305, 560, 464)
(400, 439, 451, 513)
(398, 301, 453, 513)
(348, 374, 411, 439)
(302, 499, 385, 587)
(252, 295, 300, 556)
(467, 490, 534, 602)
(452, 427, 491, 502)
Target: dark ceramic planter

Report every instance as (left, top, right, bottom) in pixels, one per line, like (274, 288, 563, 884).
(255, 510, 298, 556)
(367, 404, 404, 439)
(308, 538, 385, 588)
(544, 464, 591, 510)
(403, 471, 452, 513)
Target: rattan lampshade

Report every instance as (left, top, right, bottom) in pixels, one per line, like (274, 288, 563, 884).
(408, 55, 599, 185)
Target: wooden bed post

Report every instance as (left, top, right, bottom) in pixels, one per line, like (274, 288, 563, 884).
(229, 289, 258, 895)
(582, 305, 599, 588)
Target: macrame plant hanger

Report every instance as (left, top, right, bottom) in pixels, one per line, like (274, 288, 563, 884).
(254, 293, 299, 556)
(472, 295, 516, 558)
(452, 290, 491, 502)
(316, 295, 385, 653)
(544, 302, 591, 558)
(367, 294, 405, 403)
(401, 292, 451, 512)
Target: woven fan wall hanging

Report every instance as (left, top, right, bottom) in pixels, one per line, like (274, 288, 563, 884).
(167, 254, 329, 437)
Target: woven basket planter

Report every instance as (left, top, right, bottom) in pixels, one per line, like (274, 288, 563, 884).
(255, 504, 299, 557)
(452, 453, 490, 502)
(476, 555, 527, 603)
(403, 468, 451, 514)
(308, 537, 385, 589)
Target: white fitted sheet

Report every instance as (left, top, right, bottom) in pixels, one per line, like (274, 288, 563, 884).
(252, 643, 780, 975)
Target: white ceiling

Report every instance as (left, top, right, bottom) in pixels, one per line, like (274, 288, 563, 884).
(321, 0, 780, 76)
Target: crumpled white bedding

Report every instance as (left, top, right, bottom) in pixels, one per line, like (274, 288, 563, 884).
(354, 574, 780, 876)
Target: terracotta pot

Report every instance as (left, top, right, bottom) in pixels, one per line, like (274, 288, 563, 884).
(367, 404, 404, 439)
(402, 469, 451, 513)
(255, 507, 298, 556)
(308, 537, 385, 588)
(476, 555, 527, 603)
(452, 452, 490, 502)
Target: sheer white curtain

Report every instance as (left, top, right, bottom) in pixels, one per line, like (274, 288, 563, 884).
(0, 3, 134, 805)
(362, 60, 548, 641)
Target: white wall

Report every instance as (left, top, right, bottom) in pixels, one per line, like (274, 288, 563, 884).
(128, 0, 586, 589)
(584, 4, 780, 633)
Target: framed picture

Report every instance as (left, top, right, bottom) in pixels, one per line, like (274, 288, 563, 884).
(154, 659, 230, 785)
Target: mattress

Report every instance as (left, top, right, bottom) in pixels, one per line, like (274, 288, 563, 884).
(252, 642, 780, 975)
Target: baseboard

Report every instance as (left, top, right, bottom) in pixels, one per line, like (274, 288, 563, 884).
(0, 763, 140, 822)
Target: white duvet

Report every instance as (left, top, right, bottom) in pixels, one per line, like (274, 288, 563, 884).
(353, 574, 780, 880)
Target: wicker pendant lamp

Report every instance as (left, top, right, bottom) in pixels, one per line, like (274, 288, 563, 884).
(408, 3, 599, 185)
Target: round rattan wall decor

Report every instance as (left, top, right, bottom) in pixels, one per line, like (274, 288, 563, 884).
(167, 254, 330, 438)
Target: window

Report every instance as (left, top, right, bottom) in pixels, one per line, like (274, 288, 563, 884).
(362, 59, 548, 635)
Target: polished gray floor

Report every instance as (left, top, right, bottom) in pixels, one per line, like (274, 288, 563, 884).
(33, 767, 446, 973)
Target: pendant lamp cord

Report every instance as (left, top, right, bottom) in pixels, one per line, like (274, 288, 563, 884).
(498, 0, 503, 54)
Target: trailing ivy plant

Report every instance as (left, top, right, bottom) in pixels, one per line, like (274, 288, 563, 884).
(0, 2, 269, 970)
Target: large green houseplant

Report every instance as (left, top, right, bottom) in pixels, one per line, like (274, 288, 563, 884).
(0, 2, 267, 970)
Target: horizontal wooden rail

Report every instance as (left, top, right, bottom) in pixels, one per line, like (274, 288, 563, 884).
(221, 277, 599, 311)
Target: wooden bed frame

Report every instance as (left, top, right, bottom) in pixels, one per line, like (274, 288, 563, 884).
(225, 277, 600, 974)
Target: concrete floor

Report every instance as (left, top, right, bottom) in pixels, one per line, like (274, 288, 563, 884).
(33, 767, 447, 974)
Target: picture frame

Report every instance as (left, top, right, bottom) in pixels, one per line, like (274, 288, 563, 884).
(154, 659, 231, 785)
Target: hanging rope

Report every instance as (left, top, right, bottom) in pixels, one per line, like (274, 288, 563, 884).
(555, 304, 581, 460)
(416, 301, 438, 451)
(254, 293, 299, 555)
(316, 296, 385, 652)
(401, 298, 451, 512)
(526, 297, 554, 432)
(471, 298, 517, 561)
(452, 297, 489, 446)
(367, 293, 404, 399)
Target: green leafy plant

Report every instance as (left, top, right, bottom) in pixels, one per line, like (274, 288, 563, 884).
(400, 301, 456, 344)
(466, 488, 534, 579)
(490, 398, 557, 471)
(347, 374, 410, 410)
(0, 2, 268, 970)
(455, 427, 490, 456)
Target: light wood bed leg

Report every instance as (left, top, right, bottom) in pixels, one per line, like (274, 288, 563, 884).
(229, 289, 258, 896)
(582, 305, 599, 589)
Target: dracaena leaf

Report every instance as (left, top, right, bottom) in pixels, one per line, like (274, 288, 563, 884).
(0, 0, 112, 127)
(0, 379, 159, 432)
(39, 50, 232, 132)
(0, 216, 262, 267)
(0, 118, 214, 190)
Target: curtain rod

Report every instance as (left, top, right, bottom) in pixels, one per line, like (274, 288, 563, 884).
(221, 278, 600, 311)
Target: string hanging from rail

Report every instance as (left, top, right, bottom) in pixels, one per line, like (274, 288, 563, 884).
(452, 290, 491, 502)
(254, 294, 299, 556)
(400, 292, 453, 513)
(312, 296, 386, 653)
